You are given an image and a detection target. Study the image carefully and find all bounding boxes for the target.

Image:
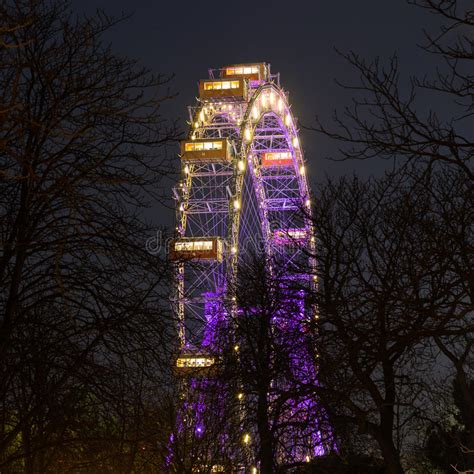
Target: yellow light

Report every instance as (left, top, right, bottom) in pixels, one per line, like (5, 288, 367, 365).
(175, 239, 214, 252)
(293, 136, 299, 148)
(237, 392, 244, 400)
(305, 198, 311, 207)
(184, 165, 190, 174)
(204, 80, 240, 91)
(179, 203, 184, 212)
(305, 455, 310, 463)
(234, 344, 239, 352)
(261, 94, 267, 108)
(199, 110, 205, 121)
(234, 199, 241, 210)
(278, 98, 283, 113)
(300, 164, 305, 175)
(252, 468, 258, 474)
(238, 160, 246, 171)
(244, 128, 252, 142)
(191, 133, 196, 140)
(243, 433, 250, 444)
(194, 121, 199, 129)
(269, 91, 275, 105)
(285, 113, 291, 127)
(252, 105, 259, 120)
(176, 356, 215, 368)
(231, 246, 237, 254)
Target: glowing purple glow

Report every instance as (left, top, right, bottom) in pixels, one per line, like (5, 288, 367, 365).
(202, 291, 226, 348)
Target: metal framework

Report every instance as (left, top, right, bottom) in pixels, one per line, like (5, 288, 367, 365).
(170, 63, 325, 472)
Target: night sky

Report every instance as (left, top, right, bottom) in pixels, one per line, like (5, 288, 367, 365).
(71, 0, 440, 194)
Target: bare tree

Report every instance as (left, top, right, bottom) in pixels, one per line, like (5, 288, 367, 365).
(310, 0, 473, 180)
(305, 2, 473, 471)
(420, 167, 474, 472)
(210, 252, 332, 474)
(0, 0, 179, 471)
(309, 166, 472, 473)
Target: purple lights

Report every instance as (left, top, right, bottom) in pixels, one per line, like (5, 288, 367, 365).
(202, 291, 226, 349)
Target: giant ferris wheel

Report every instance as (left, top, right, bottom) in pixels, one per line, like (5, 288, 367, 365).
(170, 63, 323, 471)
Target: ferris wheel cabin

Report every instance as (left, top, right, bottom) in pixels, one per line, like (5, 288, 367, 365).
(221, 63, 268, 82)
(169, 237, 224, 263)
(180, 138, 233, 162)
(273, 228, 309, 245)
(175, 352, 216, 376)
(261, 151, 293, 167)
(199, 78, 248, 101)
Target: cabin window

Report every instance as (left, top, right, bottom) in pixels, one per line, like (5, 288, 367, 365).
(175, 240, 213, 252)
(264, 151, 292, 161)
(184, 141, 223, 152)
(226, 66, 259, 76)
(176, 357, 215, 368)
(203, 80, 241, 91)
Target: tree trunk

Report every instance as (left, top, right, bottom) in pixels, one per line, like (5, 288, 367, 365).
(374, 423, 404, 474)
(256, 389, 273, 474)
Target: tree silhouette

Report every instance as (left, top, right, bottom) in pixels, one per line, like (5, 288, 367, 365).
(0, 0, 179, 471)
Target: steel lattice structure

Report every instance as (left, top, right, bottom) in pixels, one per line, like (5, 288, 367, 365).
(169, 63, 327, 472)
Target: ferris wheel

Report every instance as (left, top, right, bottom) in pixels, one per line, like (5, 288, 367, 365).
(170, 63, 322, 469)
(171, 63, 315, 347)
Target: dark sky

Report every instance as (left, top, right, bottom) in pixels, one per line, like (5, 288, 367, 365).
(71, 0, 440, 184)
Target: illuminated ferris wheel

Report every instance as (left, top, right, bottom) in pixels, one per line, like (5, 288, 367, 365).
(170, 63, 321, 469)
(172, 63, 315, 348)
